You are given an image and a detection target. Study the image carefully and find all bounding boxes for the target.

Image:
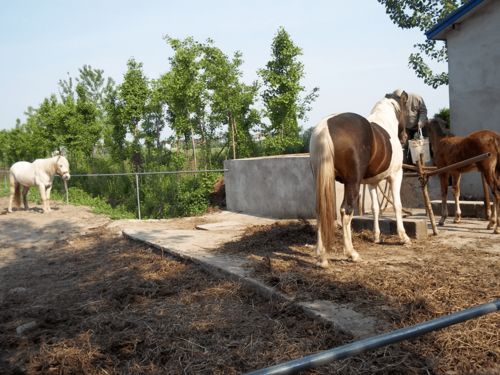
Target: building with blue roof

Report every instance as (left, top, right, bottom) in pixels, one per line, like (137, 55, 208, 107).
(426, 0, 499, 198)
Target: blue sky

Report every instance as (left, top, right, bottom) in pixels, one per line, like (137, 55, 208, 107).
(0, 0, 449, 131)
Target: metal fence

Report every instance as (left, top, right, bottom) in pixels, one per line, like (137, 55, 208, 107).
(1, 168, 227, 219)
(71, 169, 227, 219)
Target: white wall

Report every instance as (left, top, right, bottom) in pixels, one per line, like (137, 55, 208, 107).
(445, 1, 500, 197)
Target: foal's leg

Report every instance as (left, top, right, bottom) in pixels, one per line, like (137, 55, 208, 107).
(341, 183, 361, 262)
(484, 171, 497, 231)
(487, 173, 499, 234)
(22, 186, 30, 210)
(388, 170, 411, 244)
(451, 173, 462, 223)
(482, 174, 492, 221)
(439, 173, 449, 226)
(368, 184, 381, 243)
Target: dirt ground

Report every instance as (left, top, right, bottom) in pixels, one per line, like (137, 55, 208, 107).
(0, 197, 499, 374)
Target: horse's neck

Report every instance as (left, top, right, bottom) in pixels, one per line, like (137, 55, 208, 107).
(367, 101, 398, 136)
(428, 125, 462, 153)
(36, 157, 57, 177)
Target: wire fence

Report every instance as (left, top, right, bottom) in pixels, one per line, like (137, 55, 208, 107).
(71, 169, 227, 219)
(0, 168, 227, 219)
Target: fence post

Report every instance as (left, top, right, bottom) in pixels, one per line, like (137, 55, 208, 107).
(135, 173, 141, 220)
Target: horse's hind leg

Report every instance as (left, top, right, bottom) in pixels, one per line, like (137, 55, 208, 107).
(452, 173, 462, 223)
(22, 186, 30, 210)
(341, 183, 361, 262)
(8, 176, 18, 213)
(388, 170, 411, 244)
(485, 171, 499, 233)
(315, 221, 329, 268)
(482, 173, 492, 221)
(368, 184, 381, 243)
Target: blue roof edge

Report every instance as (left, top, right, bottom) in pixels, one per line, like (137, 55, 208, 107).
(426, 0, 486, 40)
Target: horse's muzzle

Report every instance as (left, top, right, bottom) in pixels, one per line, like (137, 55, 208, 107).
(62, 173, 71, 181)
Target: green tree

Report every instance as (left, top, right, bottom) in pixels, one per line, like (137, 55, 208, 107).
(161, 37, 206, 169)
(118, 58, 150, 170)
(202, 43, 260, 161)
(258, 27, 318, 155)
(142, 79, 167, 156)
(59, 65, 115, 108)
(377, 0, 465, 88)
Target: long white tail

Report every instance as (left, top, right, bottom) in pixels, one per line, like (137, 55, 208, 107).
(310, 120, 336, 252)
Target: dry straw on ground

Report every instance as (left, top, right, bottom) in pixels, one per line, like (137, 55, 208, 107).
(0, 219, 498, 374)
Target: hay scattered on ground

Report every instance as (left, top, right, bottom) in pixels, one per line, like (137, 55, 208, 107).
(219, 221, 500, 374)
(0, 220, 498, 374)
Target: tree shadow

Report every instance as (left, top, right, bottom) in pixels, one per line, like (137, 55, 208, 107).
(0, 218, 454, 374)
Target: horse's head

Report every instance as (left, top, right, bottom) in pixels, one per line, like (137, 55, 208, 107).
(55, 156, 71, 181)
(385, 90, 409, 145)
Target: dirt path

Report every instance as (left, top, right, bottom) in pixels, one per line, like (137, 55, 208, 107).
(0, 197, 498, 374)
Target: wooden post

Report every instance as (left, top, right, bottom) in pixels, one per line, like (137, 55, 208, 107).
(417, 153, 438, 235)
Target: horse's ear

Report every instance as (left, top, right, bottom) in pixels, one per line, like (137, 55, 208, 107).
(400, 91, 408, 106)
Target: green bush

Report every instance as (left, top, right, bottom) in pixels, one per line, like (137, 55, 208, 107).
(51, 187, 135, 219)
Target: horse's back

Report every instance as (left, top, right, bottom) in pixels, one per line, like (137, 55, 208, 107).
(10, 161, 35, 186)
(324, 113, 394, 182)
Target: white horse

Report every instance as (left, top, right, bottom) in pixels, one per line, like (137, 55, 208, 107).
(8, 155, 70, 213)
(309, 92, 411, 267)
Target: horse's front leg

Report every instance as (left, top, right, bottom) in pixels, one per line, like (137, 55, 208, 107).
(38, 184, 50, 213)
(22, 186, 30, 210)
(46, 185, 53, 210)
(368, 184, 381, 243)
(388, 170, 411, 244)
(439, 173, 449, 226)
(341, 183, 361, 262)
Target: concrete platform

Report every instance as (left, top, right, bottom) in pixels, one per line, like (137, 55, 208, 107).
(431, 200, 491, 219)
(352, 216, 428, 240)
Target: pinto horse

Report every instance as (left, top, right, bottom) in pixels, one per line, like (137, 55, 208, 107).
(425, 119, 499, 233)
(309, 92, 411, 267)
(8, 155, 71, 213)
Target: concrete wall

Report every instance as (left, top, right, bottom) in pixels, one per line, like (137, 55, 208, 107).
(224, 154, 317, 219)
(224, 154, 437, 219)
(445, 0, 500, 197)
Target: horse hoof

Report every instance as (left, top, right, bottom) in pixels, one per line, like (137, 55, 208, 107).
(316, 260, 329, 268)
(438, 221, 445, 226)
(350, 253, 362, 263)
(453, 218, 461, 224)
(374, 237, 381, 244)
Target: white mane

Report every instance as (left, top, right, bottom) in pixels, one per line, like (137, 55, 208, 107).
(367, 98, 400, 138)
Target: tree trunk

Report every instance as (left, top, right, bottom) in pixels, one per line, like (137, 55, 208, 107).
(190, 128, 197, 170)
(229, 112, 236, 159)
